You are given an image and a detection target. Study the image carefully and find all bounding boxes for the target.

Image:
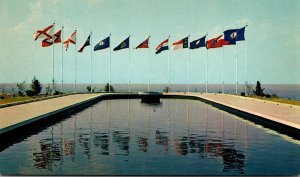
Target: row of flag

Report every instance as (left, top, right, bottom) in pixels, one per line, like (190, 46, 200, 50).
(33, 24, 247, 54)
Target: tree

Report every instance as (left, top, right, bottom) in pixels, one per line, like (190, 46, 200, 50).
(25, 76, 42, 96)
(253, 81, 265, 96)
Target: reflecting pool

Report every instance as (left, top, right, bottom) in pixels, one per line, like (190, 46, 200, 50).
(0, 99, 299, 175)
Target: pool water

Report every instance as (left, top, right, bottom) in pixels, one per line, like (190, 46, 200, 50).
(0, 99, 299, 175)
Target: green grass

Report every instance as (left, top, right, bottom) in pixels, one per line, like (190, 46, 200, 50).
(0, 96, 34, 105)
(249, 95, 300, 106)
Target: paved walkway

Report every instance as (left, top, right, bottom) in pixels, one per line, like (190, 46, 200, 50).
(1, 92, 299, 136)
(166, 92, 300, 130)
(0, 93, 103, 134)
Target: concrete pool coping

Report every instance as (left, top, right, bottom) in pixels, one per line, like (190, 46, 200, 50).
(0, 92, 299, 141)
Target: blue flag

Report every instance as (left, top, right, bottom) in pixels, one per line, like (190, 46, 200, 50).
(224, 26, 246, 43)
(113, 36, 129, 51)
(189, 35, 206, 49)
(94, 36, 110, 51)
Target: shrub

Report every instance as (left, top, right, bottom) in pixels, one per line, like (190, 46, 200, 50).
(87, 85, 92, 92)
(163, 86, 170, 93)
(271, 93, 279, 98)
(104, 83, 114, 92)
(18, 91, 25, 97)
(17, 80, 27, 96)
(265, 94, 271, 98)
(87, 85, 96, 92)
(241, 92, 245, 96)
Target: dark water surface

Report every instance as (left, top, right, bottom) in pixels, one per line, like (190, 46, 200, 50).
(0, 99, 299, 175)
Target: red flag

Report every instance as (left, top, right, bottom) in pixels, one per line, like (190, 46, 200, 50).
(63, 31, 76, 51)
(206, 35, 223, 49)
(206, 35, 235, 49)
(135, 37, 149, 49)
(33, 24, 54, 41)
(42, 30, 62, 47)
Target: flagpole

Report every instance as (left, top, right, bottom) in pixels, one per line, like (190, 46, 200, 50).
(148, 35, 151, 92)
(128, 35, 131, 93)
(90, 31, 93, 92)
(61, 25, 64, 93)
(245, 37, 248, 95)
(206, 49, 208, 93)
(188, 35, 190, 92)
(52, 21, 55, 95)
(168, 35, 170, 90)
(109, 33, 111, 92)
(74, 29, 77, 93)
(222, 46, 224, 94)
(236, 41, 238, 95)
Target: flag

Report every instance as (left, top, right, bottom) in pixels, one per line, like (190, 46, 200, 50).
(63, 31, 76, 51)
(224, 26, 246, 43)
(206, 35, 223, 49)
(94, 36, 110, 51)
(78, 34, 91, 52)
(42, 30, 61, 47)
(206, 35, 235, 49)
(113, 36, 129, 51)
(190, 35, 206, 49)
(33, 23, 54, 41)
(218, 35, 236, 46)
(172, 36, 189, 50)
(155, 38, 169, 54)
(135, 37, 149, 49)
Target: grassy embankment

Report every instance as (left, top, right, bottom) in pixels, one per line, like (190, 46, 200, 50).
(0, 96, 34, 105)
(249, 95, 300, 106)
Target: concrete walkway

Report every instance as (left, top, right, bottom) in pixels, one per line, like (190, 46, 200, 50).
(165, 92, 300, 130)
(0, 93, 103, 134)
(1, 92, 299, 137)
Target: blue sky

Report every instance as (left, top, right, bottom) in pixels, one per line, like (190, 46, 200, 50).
(0, 0, 299, 84)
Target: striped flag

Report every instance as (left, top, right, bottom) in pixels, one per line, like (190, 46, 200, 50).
(155, 38, 169, 54)
(172, 36, 189, 50)
(135, 37, 150, 49)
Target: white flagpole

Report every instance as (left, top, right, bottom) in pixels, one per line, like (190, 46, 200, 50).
(61, 25, 64, 93)
(222, 46, 224, 94)
(188, 35, 190, 92)
(74, 29, 77, 93)
(206, 49, 208, 93)
(168, 35, 170, 89)
(52, 21, 55, 95)
(128, 35, 131, 93)
(245, 37, 248, 95)
(90, 31, 93, 92)
(148, 35, 151, 92)
(109, 33, 111, 92)
(236, 41, 238, 95)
